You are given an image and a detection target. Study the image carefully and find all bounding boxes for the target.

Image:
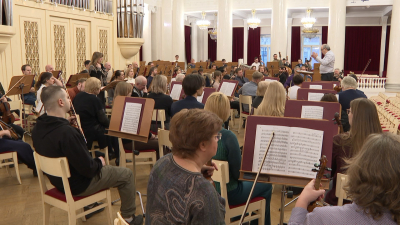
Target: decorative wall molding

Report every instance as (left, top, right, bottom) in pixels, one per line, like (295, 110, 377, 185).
(76, 27, 86, 73)
(0, 26, 16, 54)
(54, 24, 67, 79)
(24, 21, 40, 76)
(99, 29, 108, 62)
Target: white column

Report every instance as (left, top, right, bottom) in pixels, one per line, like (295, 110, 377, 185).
(271, 0, 287, 58)
(191, 23, 198, 62)
(386, 0, 400, 91)
(203, 27, 208, 61)
(328, 0, 346, 70)
(243, 19, 248, 64)
(142, 4, 152, 63)
(172, 0, 185, 61)
(379, 16, 388, 77)
(161, 0, 173, 61)
(286, 18, 293, 62)
(217, 0, 232, 62)
(151, 6, 162, 61)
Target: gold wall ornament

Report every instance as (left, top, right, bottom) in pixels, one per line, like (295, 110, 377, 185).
(24, 21, 40, 77)
(54, 24, 67, 79)
(99, 29, 108, 63)
(76, 27, 87, 73)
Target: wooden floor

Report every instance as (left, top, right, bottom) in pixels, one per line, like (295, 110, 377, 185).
(0, 122, 299, 225)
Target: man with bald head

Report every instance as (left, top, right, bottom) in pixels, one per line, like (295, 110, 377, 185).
(104, 62, 114, 83)
(32, 86, 143, 224)
(45, 64, 54, 72)
(132, 62, 140, 77)
(132, 75, 148, 98)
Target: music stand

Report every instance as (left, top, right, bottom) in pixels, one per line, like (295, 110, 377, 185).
(66, 73, 90, 87)
(102, 80, 123, 91)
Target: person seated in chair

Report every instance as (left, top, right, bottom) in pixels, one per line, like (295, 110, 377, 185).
(131, 76, 148, 98)
(238, 71, 263, 113)
(20, 64, 37, 106)
(32, 86, 143, 225)
(171, 74, 205, 117)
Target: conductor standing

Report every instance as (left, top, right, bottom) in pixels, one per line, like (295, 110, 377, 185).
(311, 44, 335, 81)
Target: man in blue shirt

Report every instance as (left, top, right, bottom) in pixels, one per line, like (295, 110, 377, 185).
(171, 74, 205, 117)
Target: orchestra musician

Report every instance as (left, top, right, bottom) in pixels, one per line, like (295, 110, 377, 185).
(259, 65, 269, 77)
(251, 57, 261, 70)
(132, 76, 148, 98)
(34, 72, 63, 115)
(211, 70, 222, 90)
(107, 70, 125, 106)
(67, 78, 86, 102)
(272, 54, 283, 67)
(32, 86, 144, 225)
(289, 132, 399, 225)
(333, 68, 342, 81)
(80, 60, 91, 74)
(125, 67, 136, 84)
(282, 58, 291, 68)
(311, 44, 335, 81)
(146, 109, 225, 224)
(256, 81, 286, 117)
(132, 61, 140, 78)
(20, 64, 37, 106)
(252, 81, 270, 109)
(287, 75, 304, 100)
(146, 67, 157, 89)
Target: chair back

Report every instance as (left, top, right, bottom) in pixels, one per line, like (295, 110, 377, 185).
(8, 99, 22, 115)
(114, 212, 128, 225)
(157, 129, 172, 158)
(211, 160, 230, 208)
(151, 109, 166, 129)
(335, 173, 350, 206)
(239, 95, 252, 114)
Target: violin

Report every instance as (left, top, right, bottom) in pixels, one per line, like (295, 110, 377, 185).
(0, 119, 20, 140)
(334, 112, 344, 134)
(307, 156, 331, 212)
(0, 97, 15, 124)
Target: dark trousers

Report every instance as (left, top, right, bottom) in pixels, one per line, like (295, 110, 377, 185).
(23, 94, 37, 106)
(321, 72, 334, 81)
(85, 128, 119, 160)
(0, 138, 35, 170)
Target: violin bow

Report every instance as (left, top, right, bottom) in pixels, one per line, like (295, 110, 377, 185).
(239, 132, 274, 224)
(360, 59, 371, 78)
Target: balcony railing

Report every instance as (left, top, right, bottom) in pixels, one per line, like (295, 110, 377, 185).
(117, 0, 144, 38)
(356, 75, 386, 91)
(1, 0, 13, 26)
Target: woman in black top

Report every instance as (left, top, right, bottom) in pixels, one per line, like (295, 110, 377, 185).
(73, 77, 119, 160)
(89, 52, 107, 107)
(147, 75, 173, 132)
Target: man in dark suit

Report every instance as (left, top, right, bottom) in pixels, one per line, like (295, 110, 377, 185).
(131, 76, 148, 98)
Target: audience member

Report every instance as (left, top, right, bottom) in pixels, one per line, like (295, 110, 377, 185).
(171, 74, 205, 117)
(257, 81, 286, 117)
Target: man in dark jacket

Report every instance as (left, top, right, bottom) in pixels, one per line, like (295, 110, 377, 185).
(32, 86, 143, 225)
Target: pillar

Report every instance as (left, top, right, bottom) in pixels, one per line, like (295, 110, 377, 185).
(142, 4, 152, 63)
(286, 18, 292, 63)
(151, 6, 162, 61)
(271, 0, 287, 58)
(243, 19, 248, 64)
(161, 0, 173, 61)
(191, 22, 198, 62)
(386, 0, 400, 91)
(172, 0, 185, 62)
(379, 16, 388, 77)
(217, 0, 232, 62)
(327, 0, 346, 70)
(203, 25, 208, 61)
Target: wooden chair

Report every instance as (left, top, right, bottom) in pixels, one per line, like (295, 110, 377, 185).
(22, 102, 36, 132)
(75, 114, 109, 165)
(212, 160, 265, 224)
(0, 151, 21, 184)
(157, 128, 172, 159)
(8, 99, 23, 128)
(238, 95, 253, 134)
(335, 173, 351, 206)
(104, 91, 112, 116)
(151, 109, 166, 130)
(33, 152, 113, 225)
(114, 212, 128, 225)
(118, 138, 156, 169)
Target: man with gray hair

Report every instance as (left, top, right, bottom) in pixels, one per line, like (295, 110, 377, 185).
(338, 76, 367, 132)
(132, 75, 148, 98)
(311, 44, 335, 81)
(104, 62, 114, 84)
(333, 68, 342, 81)
(238, 71, 264, 113)
(45, 64, 54, 72)
(175, 74, 185, 82)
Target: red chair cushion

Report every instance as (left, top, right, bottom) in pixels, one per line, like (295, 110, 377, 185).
(241, 112, 249, 115)
(124, 149, 156, 153)
(15, 118, 21, 121)
(45, 188, 106, 202)
(105, 106, 112, 109)
(229, 196, 265, 209)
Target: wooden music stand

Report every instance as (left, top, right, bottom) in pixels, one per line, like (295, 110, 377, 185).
(176, 62, 185, 69)
(240, 116, 333, 225)
(102, 80, 123, 91)
(196, 62, 207, 68)
(231, 62, 238, 67)
(245, 70, 256, 81)
(297, 88, 337, 101)
(301, 81, 340, 90)
(291, 62, 299, 70)
(198, 87, 216, 104)
(52, 70, 62, 79)
(138, 66, 146, 75)
(284, 100, 342, 135)
(186, 68, 194, 75)
(313, 63, 321, 81)
(66, 73, 90, 87)
(203, 69, 215, 74)
(217, 80, 238, 98)
(7, 75, 35, 96)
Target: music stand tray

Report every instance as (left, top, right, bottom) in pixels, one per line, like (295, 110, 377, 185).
(66, 73, 90, 87)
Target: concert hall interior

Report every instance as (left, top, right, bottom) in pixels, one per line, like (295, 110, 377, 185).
(1, 0, 400, 224)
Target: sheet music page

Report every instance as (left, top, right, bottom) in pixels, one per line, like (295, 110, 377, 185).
(308, 92, 325, 101)
(333, 84, 337, 88)
(171, 78, 176, 82)
(252, 125, 290, 174)
(197, 91, 204, 103)
(287, 127, 324, 178)
(301, 106, 324, 119)
(309, 85, 323, 89)
(336, 94, 339, 101)
(120, 102, 142, 134)
(219, 82, 236, 96)
(170, 84, 182, 100)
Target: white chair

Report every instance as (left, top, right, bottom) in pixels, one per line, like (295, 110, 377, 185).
(151, 109, 166, 130)
(118, 138, 156, 169)
(34, 152, 113, 225)
(238, 95, 252, 134)
(0, 151, 21, 184)
(335, 173, 351, 206)
(8, 99, 23, 128)
(114, 212, 128, 225)
(212, 160, 265, 224)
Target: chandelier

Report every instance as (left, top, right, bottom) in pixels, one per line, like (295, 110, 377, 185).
(208, 13, 217, 42)
(301, 9, 316, 29)
(247, 10, 261, 29)
(302, 27, 319, 39)
(196, 12, 210, 30)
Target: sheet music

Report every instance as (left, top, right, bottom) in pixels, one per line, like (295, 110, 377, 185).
(333, 84, 337, 88)
(197, 91, 204, 103)
(336, 94, 339, 101)
(170, 84, 182, 100)
(308, 92, 325, 101)
(309, 85, 323, 89)
(120, 102, 142, 134)
(301, 106, 324, 119)
(219, 82, 236, 96)
(252, 125, 324, 179)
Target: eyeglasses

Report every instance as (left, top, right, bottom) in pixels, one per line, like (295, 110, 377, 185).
(215, 133, 222, 141)
(346, 109, 352, 114)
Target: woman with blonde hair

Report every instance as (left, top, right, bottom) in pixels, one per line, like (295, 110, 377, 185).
(114, 82, 133, 101)
(289, 132, 400, 224)
(325, 98, 382, 205)
(256, 81, 286, 117)
(252, 81, 270, 109)
(205, 92, 273, 225)
(147, 75, 173, 131)
(125, 67, 135, 84)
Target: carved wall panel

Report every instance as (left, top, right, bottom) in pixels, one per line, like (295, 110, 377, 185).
(54, 24, 67, 79)
(24, 21, 40, 76)
(99, 29, 108, 62)
(76, 27, 87, 73)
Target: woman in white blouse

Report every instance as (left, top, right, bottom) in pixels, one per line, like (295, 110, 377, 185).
(34, 72, 62, 115)
(125, 67, 135, 85)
